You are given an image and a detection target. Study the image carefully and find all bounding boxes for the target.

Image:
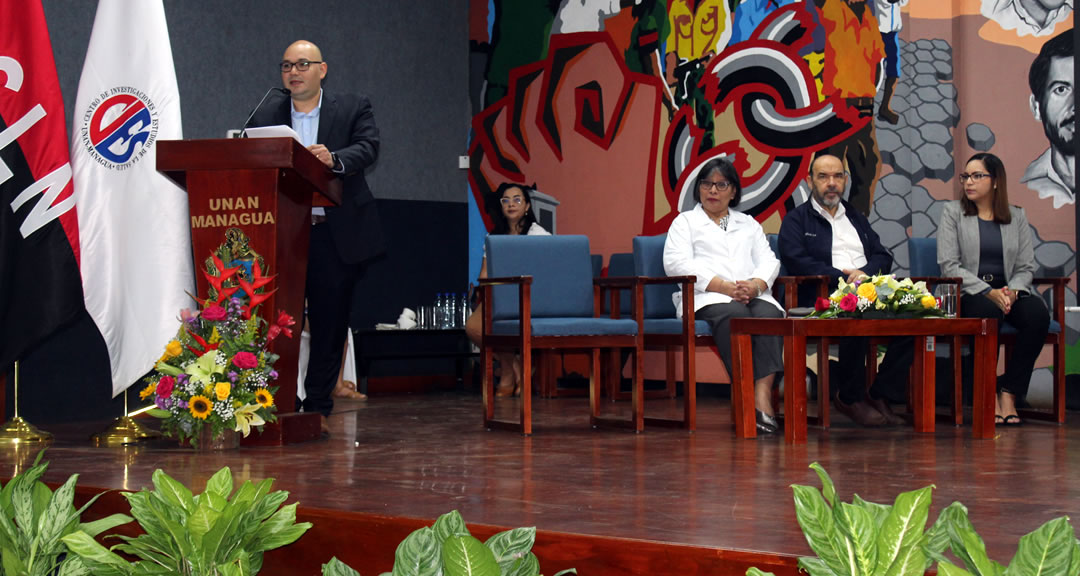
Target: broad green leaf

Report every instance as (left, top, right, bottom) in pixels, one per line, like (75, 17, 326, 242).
(57, 556, 92, 576)
(943, 502, 996, 576)
(923, 502, 960, 566)
(150, 469, 195, 515)
(205, 467, 234, 501)
(322, 557, 362, 576)
(145, 496, 197, 561)
(123, 493, 168, 548)
(146, 409, 172, 418)
(852, 495, 891, 529)
(1069, 537, 1080, 576)
(78, 513, 133, 539)
(247, 490, 289, 524)
(2, 546, 27, 576)
(434, 510, 471, 544)
(61, 531, 133, 572)
(392, 526, 441, 576)
(486, 526, 536, 572)
(958, 530, 998, 576)
(876, 485, 933, 574)
(505, 551, 540, 576)
(792, 484, 850, 576)
(746, 569, 777, 576)
(1004, 516, 1075, 576)
(12, 462, 47, 538)
(839, 502, 877, 574)
(809, 462, 838, 508)
(256, 502, 299, 538)
(188, 498, 221, 543)
(883, 539, 927, 576)
(442, 534, 500, 576)
(255, 522, 312, 551)
(37, 474, 79, 547)
(938, 561, 976, 576)
(796, 556, 839, 576)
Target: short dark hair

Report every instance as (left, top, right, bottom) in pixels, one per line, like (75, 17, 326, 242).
(488, 182, 539, 235)
(1028, 30, 1073, 107)
(691, 157, 742, 207)
(960, 152, 1011, 224)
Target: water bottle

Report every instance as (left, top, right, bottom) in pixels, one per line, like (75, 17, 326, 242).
(434, 293, 445, 329)
(446, 292, 457, 329)
(459, 292, 470, 328)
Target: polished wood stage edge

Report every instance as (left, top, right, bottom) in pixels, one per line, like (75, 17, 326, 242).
(2, 393, 1076, 575)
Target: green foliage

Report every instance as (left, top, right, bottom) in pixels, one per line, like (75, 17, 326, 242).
(0, 451, 131, 576)
(61, 466, 311, 576)
(750, 462, 947, 576)
(748, 464, 1080, 576)
(939, 503, 1079, 576)
(337, 510, 577, 576)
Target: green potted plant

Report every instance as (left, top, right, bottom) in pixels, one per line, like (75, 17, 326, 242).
(0, 451, 131, 576)
(61, 466, 310, 575)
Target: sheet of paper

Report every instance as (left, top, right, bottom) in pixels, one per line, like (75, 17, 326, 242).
(244, 124, 302, 143)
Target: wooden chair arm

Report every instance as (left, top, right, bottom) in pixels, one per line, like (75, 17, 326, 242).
(1033, 277, 1069, 324)
(594, 276, 639, 288)
(478, 276, 533, 286)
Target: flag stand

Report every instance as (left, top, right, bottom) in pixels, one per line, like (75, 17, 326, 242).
(91, 388, 159, 447)
(0, 362, 53, 444)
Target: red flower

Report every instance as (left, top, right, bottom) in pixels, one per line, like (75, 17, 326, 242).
(202, 305, 227, 321)
(232, 351, 258, 370)
(267, 310, 296, 341)
(815, 297, 831, 312)
(839, 293, 858, 312)
(156, 376, 175, 398)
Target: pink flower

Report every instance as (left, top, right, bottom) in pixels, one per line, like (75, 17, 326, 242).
(839, 293, 858, 312)
(202, 305, 227, 321)
(156, 376, 175, 398)
(232, 351, 258, 370)
(815, 297, 831, 312)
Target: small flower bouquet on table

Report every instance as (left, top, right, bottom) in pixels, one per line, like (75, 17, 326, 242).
(143, 256, 295, 446)
(809, 274, 943, 319)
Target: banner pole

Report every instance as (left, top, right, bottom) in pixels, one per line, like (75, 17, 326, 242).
(0, 361, 53, 444)
(91, 385, 160, 447)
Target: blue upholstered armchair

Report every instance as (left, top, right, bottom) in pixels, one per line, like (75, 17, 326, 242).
(480, 235, 644, 434)
(909, 236, 1069, 424)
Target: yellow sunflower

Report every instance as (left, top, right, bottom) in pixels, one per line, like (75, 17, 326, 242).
(255, 388, 274, 408)
(138, 381, 156, 400)
(189, 395, 213, 419)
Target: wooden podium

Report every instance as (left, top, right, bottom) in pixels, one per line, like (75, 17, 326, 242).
(157, 137, 340, 445)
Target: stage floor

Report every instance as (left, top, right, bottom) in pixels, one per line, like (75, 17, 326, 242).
(3, 392, 1077, 571)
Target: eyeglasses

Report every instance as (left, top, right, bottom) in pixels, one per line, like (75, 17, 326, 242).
(500, 197, 524, 205)
(698, 180, 732, 192)
(280, 60, 323, 72)
(958, 172, 991, 183)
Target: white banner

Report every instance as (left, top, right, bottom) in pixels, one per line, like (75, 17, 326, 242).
(71, 0, 193, 396)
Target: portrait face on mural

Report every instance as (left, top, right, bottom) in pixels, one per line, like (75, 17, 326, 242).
(280, 41, 327, 103)
(807, 155, 847, 210)
(1031, 54, 1075, 152)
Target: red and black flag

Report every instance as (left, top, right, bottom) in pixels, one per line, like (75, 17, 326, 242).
(0, 0, 84, 370)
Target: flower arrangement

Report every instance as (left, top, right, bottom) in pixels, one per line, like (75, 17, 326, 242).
(809, 274, 943, 319)
(143, 254, 295, 445)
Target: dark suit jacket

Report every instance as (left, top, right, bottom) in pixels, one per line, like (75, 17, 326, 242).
(247, 90, 384, 264)
(778, 198, 893, 306)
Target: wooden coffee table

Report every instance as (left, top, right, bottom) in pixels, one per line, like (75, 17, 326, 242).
(730, 317, 998, 443)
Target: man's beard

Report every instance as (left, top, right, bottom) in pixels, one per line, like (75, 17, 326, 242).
(1043, 112, 1075, 153)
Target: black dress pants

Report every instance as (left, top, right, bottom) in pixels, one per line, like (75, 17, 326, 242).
(302, 222, 362, 417)
(835, 336, 914, 405)
(696, 300, 784, 381)
(960, 292, 1049, 399)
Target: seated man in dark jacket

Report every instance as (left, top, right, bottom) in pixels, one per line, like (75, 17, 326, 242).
(778, 154, 912, 427)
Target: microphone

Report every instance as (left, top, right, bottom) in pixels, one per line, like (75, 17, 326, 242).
(240, 87, 290, 137)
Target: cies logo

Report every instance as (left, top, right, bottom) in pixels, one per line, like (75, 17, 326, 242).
(78, 87, 159, 170)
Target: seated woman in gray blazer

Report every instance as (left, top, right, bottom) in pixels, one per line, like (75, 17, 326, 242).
(937, 152, 1050, 426)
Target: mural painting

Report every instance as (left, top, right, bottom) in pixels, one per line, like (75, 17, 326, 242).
(467, 0, 1076, 404)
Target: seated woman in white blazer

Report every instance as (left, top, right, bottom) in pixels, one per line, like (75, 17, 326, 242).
(937, 152, 1050, 426)
(663, 157, 784, 435)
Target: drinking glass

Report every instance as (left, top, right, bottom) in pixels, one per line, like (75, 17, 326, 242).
(936, 284, 957, 317)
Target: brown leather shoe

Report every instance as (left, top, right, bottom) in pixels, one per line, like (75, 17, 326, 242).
(833, 397, 888, 427)
(866, 397, 906, 426)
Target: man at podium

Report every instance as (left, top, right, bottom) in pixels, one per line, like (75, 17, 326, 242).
(247, 40, 384, 426)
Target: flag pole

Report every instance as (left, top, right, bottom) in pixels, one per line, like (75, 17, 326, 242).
(91, 386, 160, 447)
(0, 361, 53, 444)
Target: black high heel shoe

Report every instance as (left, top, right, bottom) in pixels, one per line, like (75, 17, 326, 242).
(755, 410, 780, 434)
